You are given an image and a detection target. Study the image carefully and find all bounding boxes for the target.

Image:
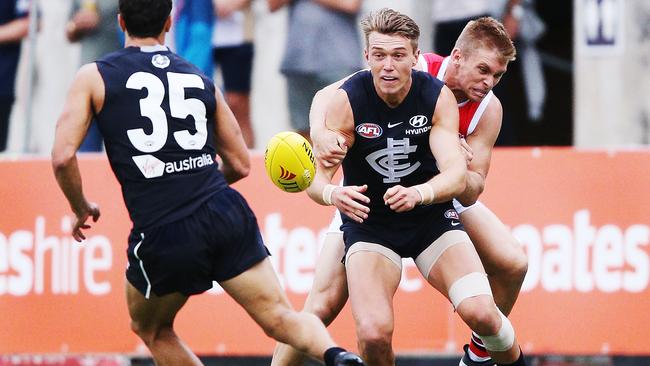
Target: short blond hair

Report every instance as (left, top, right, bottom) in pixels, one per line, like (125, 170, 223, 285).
(361, 8, 420, 52)
(454, 17, 516, 62)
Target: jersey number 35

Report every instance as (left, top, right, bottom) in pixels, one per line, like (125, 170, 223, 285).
(126, 71, 208, 153)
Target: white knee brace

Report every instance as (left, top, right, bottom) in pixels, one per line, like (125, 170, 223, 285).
(478, 311, 515, 352)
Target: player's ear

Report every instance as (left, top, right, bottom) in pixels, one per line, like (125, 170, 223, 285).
(451, 48, 462, 65)
(413, 48, 420, 66)
(164, 16, 172, 33)
(117, 14, 126, 33)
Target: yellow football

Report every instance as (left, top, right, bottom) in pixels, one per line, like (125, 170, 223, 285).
(264, 131, 316, 193)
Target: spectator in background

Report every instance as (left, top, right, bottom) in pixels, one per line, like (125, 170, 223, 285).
(174, 0, 215, 77)
(212, 0, 255, 148)
(431, 0, 546, 146)
(0, 0, 30, 153)
(268, 0, 362, 142)
(431, 0, 522, 56)
(66, 0, 122, 152)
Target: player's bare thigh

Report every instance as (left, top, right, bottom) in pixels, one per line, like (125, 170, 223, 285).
(219, 258, 293, 324)
(345, 242, 402, 323)
(417, 230, 486, 294)
(125, 281, 188, 328)
(458, 202, 524, 275)
(303, 232, 348, 323)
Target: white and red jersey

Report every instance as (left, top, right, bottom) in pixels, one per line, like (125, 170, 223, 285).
(418, 53, 494, 138)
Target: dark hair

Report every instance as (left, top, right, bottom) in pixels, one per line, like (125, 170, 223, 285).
(361, 8, 420, 52)
(119, 0, 172, 38)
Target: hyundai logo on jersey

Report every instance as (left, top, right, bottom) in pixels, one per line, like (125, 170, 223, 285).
(409, 115, 428, 128)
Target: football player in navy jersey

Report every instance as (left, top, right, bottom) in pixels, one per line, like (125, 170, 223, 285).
(51, 1, 364, 366)
(300, 8, 525, 366)
(273, 17, 527, 366)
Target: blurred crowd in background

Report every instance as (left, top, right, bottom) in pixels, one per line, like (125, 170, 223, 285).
(0, 0, 599, 155)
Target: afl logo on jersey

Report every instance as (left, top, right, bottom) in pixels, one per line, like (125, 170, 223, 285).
(356, 123, 383, 139)
(152, 54, 170, 69)
(409, 115, 428, 128)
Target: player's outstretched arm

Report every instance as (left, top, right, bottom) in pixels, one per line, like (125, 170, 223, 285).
(456, 96, 502, 206)
(306, 90, 353, 203)
(306, 90, 369, 223)
(51, 63, 102, 242)
(213, 87, 250, 184)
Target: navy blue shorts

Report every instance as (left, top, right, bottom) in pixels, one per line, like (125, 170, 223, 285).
(213, 43, 254, 93)
(341, 202, 465, 259)
(126, 187, 269, 297)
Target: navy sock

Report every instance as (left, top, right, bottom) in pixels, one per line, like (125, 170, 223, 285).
(324, 346, 346, 366)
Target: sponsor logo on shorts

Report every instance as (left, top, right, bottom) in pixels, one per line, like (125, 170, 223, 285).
(444, 209, 460, 220)
(356, 123, 383, 138)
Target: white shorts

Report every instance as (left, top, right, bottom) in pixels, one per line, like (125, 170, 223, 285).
(452, 198, 482, 215)
(327, 209, 343, 234)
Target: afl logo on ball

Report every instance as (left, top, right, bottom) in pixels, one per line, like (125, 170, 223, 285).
(152, 54, 170, 69)
(356, 123, 383, 138)
(278, 166, 296, 180)
(409, 115, 428, 128)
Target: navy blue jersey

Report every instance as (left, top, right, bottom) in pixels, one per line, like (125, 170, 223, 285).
(95, 45, 228, 231)
(340, 70, 447, 226)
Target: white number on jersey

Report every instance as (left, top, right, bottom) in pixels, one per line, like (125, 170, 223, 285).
(125, 71, 207, 153)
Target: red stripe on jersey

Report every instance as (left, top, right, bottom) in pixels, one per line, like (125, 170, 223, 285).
(423, 53, 444, 76)
(422, 52, 485, 137)
(458, 101, 482, 137)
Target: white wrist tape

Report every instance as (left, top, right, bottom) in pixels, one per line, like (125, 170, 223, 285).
(322, 184, 337, 206)
(414, 183, 435, 205)
(414, 185, 425, 204)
